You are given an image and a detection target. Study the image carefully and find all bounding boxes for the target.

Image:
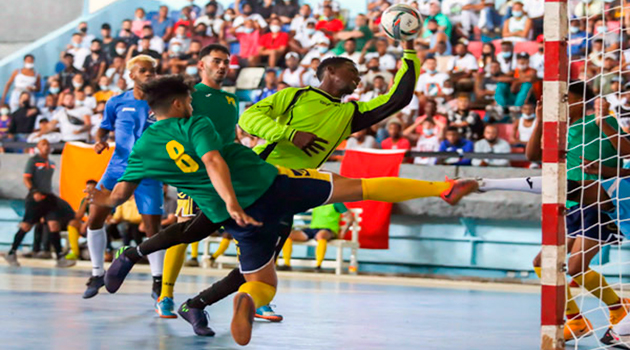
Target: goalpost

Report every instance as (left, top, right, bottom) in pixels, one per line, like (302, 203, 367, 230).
(542, 1, 630, 349)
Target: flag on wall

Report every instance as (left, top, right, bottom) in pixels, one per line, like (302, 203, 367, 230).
(339, 149, 406, 249)
(59, 142, 114, 210)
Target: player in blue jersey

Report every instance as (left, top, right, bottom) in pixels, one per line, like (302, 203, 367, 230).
(83, 55, 165, 300)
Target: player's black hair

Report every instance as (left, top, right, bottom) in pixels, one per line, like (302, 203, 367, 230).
(86, 179, 98, 185)
(140, 74, 194, 114)
(568, 80, 595, 101)
(199, 44, 230, 59)
(316, 56, 355, 81)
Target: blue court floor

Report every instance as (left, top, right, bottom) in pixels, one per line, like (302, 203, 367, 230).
(0, 261, 619, 350)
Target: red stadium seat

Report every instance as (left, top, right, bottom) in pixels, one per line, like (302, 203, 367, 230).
(496, 123, 514, 140)
(468, 41, 483, 59)
(570, 60, 586, 80)
(514, 41, 539, 55)
(492, 39, 503, 52)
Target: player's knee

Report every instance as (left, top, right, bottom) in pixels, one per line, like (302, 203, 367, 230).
(532, 252, 541, 268)
(316, 231, 331, 241)
(20, 222, 32, 232)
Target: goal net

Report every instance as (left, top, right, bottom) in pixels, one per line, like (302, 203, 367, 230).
(542, 0, 630, 349)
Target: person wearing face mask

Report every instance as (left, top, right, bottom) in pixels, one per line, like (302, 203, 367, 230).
(8, 92, 39, 141)
(67, 33, 91, 70)
(493, 52, 538, 120)
(448, 93, 484, 142)
(139, 25, 166, 54)
(169, 25, 192, 53)
(529, 35, 545, 80)
(510, 102, 537, 145)
(419, 18, 451, 55)
(77, 21, 96, 49)
(219, 8, 238, 46)
(2, 54, 41, 112)
(57, 53, 80, 91)
(118, 19, 140, 47)
(291, 18, 327, 56)
(290, 4, 313, 36)
(0, 104, 12, 140)
(94, 76, 115, 103)
(501, 1, 532, 42)
(315, 5, 344, 40)
(415, 57, 450, 102)
(128, 36, 162, 65)
(83, 39, 108, 83)
(258, 18, 289, 68)
(423, 0, 452, 39)
(568, 19, 588, 58)
(475, 61, 501, 109)
(592, 18, 620, 52)
(411, 118, 441, 165)
(360, 38, 397, 72)
(471, 124, 510, 167)
(100, 23, 117, 61)
(299, 36, 332, 69)
(185, 61, 202, 84)
(48, 92, 92, 142)
(152, 6, 175, 42)
(233, 19, 262, 67)
(496, 41, 517, 74)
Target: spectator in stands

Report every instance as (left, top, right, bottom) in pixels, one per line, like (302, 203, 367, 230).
(132, 8, 151, 37)
(7, 92, 38, 141)
(233, 19, 262, 66)
(254, 69, 278, 103)
(381, 119, 411, 150)
(233, 2, 268, 30)
(502, 2, 532, 42)
(440, 0, 479, 39)
(100, 24, 116, 62)
(105, 56, 125, 89)
(274, 0, 300, 24)
(337, 38, 363, 67)
(588, 38, 604, 70)
(473, 61, 500, 111)
(90, 101, 106, 139)
(523, 0, 545, 37)
(291, 18, 326, 56)
(423, 0, 452, 39)
(478, 43, 496, 74)
(169, 25, 191, 53)
(38, 94, 58, 124)
(346, 128, 378, 150)
(415, 57, 450, 104)
(448, 42, 479, 83)
(316, 0, 341, 18)
(184, 60, 200, 83)
(118, 19, 139, 47)
(510, 102, 537, 145)
(363, 56, 393, 85)
(280, 52, 304, 87)
(187, 0, 202, 18)
(331, 14, 373, 55)
(77, 21, 95, 49)
(67, 33, 90, 70)
(569, 18, 588, 58)
(530, 36, 545, 79)
(418, 18, 451, 55)
(152, 5, 175, 41)
(83, 39, 108, 84)
(300, 57, 321, 87)
(255, 0, 275, 19)
(448, 94, 484, 141)
(316, 5, 344, 40)
(361, 38, 396, 72)
(114, 75, 127, 94)
(219, 8, 238, 47)
(27, 118, 62, 144)
(258, 17, 289, 68)
(48, 92, 92, 142)
(192, 23, 218, 47)
(493, 52, 536, 119)
(439, 126, 473, 165)
(58, 53, 79, 91)
(361, 75, 388, 103)
(472, 124, 511, 167)
(94, 76, 114, 103)
(74, 88, 96, 112)
(70, 73, 85, 92)
(573, 0, 604, 18)
(2, 54, 40, 112)
(195, 2, 223, 39)
(593, 54, 619, 96)
(412, 118, 441, 165)
(593, 17, 620, 52)
(290, 4, 313, 35)
(0, 104, 11, 139)
(300, 35, 331, 68)
(497, 41, 517, 74)
(141, 25, 165, 54)
(129, 36, 162, 63)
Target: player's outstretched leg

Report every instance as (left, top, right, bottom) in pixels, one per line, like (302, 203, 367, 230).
(477, 176, 542, 194)
(84, 204, 112, 299)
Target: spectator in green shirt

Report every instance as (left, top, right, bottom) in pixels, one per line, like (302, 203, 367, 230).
(330, 14, 374, 55)
(423, 0, 453, 39)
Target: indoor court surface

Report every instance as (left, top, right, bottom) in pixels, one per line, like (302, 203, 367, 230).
(0, 260, 617, 350)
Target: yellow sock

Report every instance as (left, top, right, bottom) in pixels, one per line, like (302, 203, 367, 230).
(282, 238, 293, 267)
(361, 178, 451, 202)
(573, 269, 620, 307)
(238, 281, 276, 308)
(190, 241, 199, 259)
(161, 244, 187, 299)
(534, 267, 581, 316)
(212, 238, 230, 259)
(316, 239, 327, 267)
(67, 225, 80, 257)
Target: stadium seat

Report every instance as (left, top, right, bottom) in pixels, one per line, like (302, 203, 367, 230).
(492, 39, 503, 52)
(514, 41, 538, 55)
(570, 60, 586, 80)
(496, 123, 514, 140)
(468, 41, 483, 59)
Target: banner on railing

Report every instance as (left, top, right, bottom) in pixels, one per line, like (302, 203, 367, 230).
(59, 142, 114, 210)
(339, 149, 406, 249)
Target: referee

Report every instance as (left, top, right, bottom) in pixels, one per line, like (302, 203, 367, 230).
(4, 139, 76, 267)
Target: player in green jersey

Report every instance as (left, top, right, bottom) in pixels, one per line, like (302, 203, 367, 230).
(156, 44, 238, 319)
(94, 75, 478, 345)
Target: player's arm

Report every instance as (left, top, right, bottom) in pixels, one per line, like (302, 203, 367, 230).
(89, 181, 138, 208)
(23, 158, 35, 192)
(597, 115, 630, 156)
(351, 42, 421, 133)
(526, 100, 543, 161)
(95, 99, 116, 154)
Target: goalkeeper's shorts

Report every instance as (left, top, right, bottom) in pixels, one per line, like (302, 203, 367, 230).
(566, 201, 623, 245)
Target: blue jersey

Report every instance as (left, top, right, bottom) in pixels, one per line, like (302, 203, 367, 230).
(101, 90, 155, 170)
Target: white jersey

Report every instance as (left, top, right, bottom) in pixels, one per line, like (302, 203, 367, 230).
(413, 135, 440, 165)
(415, 72, 450, 96)
(281, 67, 305, 87)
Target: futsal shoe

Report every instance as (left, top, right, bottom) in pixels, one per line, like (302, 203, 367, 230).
(83, 275, 105, 299)
(3, 253, 20, 267)
(231, 292, 255, 345)
(255, 304, 283, 322)
(104, 247, 136, 294)
(601, 328, 630, 349)
(178, 301, 215, 336)
(610, 298, 630, 325)
(155, 297, 177, 318)
(64, 252, 79, 261)
(440, 178, 479, 206)
(184, 257, 200, 267)
(564, 316, 594, 342)
(56, 257, 76, 268)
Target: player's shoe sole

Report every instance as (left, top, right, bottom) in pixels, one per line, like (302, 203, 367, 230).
(231, 292, 255, 346)
(601, 328, 630, 349)
(104, 247, 136, 294)
(440, 177, 479, 206)
(83, 275, 105, 299)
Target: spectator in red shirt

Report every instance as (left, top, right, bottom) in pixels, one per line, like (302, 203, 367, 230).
(259, 18, 289, 68)
(234, 19, 262, 66)
(316, 5, 344, 40)
(174, 6, 195, 34)
(381, 119, 411, 150)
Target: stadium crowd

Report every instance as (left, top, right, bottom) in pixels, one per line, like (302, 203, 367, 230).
(0, 0, 623, 167)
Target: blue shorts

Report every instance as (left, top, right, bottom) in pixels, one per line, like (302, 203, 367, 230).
(224, 167, 333, 274)
(601, 178, 630, 242)
(566, 203, 621, 244)
(302, 228, 334, 239)
(98, 166, 163, 215)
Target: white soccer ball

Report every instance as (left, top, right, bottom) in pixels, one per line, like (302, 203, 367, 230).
(380, 4, 423, 41)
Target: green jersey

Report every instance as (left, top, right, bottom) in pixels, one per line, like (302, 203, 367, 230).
(192, 83, 239, 145)
(120, 114, 278, 222)
(566, 114, 620, 207)
(310, 203, 348, 234)
(239, 50, 420, 169)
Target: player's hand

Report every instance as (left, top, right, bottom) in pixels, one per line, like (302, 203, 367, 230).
(535, 98, 543, 121)
(227, 202, 262, 227)
(94, 141, 109, 154)
(581, 157, 618, 178)
(292, 131, 329, 157)
(85, 187, 113, 208)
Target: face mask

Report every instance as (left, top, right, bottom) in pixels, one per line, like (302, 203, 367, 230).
(243, 10, 252, 15)
(91, 48, 101, 54)
(224, 14, 233, 21)
(72, 81, 82, 89)
(75, 100, 84, 107)
(72, 42, 80, 48)
(186, 66, 199, 75)
(424, 128, 434, 136)
(49, 87, 60, 94)
(318, 46, 328, 54)
(171, 45, 182, 53)
(502, 51, 512, 59)
(99, 85, 109, 91)
(243, 27, 255, 34)
(206, 11, 216, 17)
(116, 47, 126, 55)
(196, 30, 206, 35)
(305, 28, 316, 35)
(442, 87, 454, 95)
(270, 25, 281, 33)
(522, 113, 536, 120)
(374, 87, 382, 93)
(512, 11, 523, 18)
(24, 62, 34, 69)
(0, 108, 9, 115)
(427, 69, 437, 75)
(597, 26, 607, 33)
(368, 66, 378, 71)
(80, 27, 87, 33)
(570, 26, 580, 34)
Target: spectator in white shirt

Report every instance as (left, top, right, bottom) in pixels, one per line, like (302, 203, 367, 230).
(291, 18, 326, 56)
(412, 118, 441, 165)
(195, 2, 224, 38)
(169, 25, 192, 53)
(280, 52, 305, 87)
(300, 36, 331, 67)
(447, 42, 479, 81)
(361, 38, 397, 72)
(290, 4, 313, 35)
(360, 75, 387, 102)
(346, 129, 378, 150)
(363, 57, 394, 86)
(233, 3, 268, 32)
(300, 57, 321, 87)
(139, 25, 165, 54)
(529, 37, 544, 79)
(77, 22, 96, 49)
(416, 57, 450, 100)
(67, 33, 90, 70)
(441, 0, 479, 39)
(339, 38, 363, 67)
(523, 0, 544, 37)
(472, 124, 511, 166)
(497, 41, 517, 74)
(502, 2, 532, 42)
(47, 93, 92, 142)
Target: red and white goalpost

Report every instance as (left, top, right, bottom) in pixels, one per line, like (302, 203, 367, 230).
(542, 0, 568, 349)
